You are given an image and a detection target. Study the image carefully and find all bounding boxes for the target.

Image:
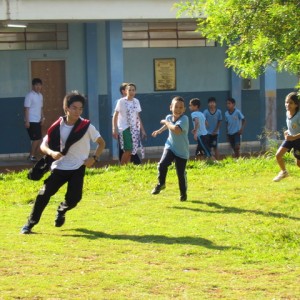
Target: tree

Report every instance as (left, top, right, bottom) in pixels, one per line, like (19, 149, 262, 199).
(175, 0, 300, 82)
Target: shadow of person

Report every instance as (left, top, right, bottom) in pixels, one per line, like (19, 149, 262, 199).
(63, 228, 240, 251)
(171, 200, 300, 221)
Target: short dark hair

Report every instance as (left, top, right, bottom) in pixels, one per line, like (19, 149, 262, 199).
(32, 78, 42, 85)
(189, 98, 201, 108)
(208, 97, 216, 103)
(119, 82, 128, 95)
(172, 96, 185, 105)
(63, 91, 86, 110)
(126, 83, 136, 90)
(227, 97, 236, 104)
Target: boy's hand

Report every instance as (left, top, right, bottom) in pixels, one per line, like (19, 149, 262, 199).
(152, 130, 161, 137)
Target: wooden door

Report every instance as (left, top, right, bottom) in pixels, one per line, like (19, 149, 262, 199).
(31, 60, 66, 135)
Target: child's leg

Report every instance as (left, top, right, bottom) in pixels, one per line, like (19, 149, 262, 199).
(121, 150, 131, 165)
(275, 147, 288, 171)
(174, 156, 188, 197)
(121, 128, 133, 165)
(234, 144, 240, 158)
(157, 149, 174, 185)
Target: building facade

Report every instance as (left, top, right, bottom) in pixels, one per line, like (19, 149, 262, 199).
(0, 0, 298, 158)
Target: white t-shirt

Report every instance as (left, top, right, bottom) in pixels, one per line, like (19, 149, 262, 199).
(24, 90, 43, 122)
(115, 97, 141, 132)
(42, 118, 101, 170)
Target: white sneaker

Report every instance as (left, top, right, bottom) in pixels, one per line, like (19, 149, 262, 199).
(273, 170, 289, 182)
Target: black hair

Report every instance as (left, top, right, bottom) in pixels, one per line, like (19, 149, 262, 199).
(63, 91, 86, 110)
(227, 97, 236, 104)
(208, 97, 216, 103)
(32, 78, 42, 85)
(119, 82, 128, 95)
(126, 83, 136, 90)
(189, 98, 201, 108)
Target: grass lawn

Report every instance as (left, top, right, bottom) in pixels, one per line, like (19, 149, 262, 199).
(0, 156, 299, 299)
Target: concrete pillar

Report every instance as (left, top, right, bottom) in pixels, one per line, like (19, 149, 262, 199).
(85, 23, 99, 141)
(230, 70, 242, 110)
(260, 66, 277, 135)
(106, 20, 124, 160)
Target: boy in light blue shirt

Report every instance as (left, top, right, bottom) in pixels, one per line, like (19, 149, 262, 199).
(203, 97, 222, 159)
(189, 98, 212, 159)
(225, 98, 246, 158)
(151, 96, 189, 201)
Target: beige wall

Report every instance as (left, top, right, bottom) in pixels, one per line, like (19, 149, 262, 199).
(0, 0, 180, 21)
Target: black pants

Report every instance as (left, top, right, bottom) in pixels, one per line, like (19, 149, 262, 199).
(27, 165, 86, 226)
(157, 149, 187, 196)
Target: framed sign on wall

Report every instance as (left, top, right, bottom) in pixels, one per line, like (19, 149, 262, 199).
(154, 58, 176, 91)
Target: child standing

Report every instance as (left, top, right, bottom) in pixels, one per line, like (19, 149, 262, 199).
(112, 83, 146, 165)
(151, 96, 189, 201)
(203, 97, 222, 159)
(273, 92, 300, 182)
(189, 98, 213, 160)
(225, 98, 246, 158)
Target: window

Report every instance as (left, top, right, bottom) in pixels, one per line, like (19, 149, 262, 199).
(123, 21, 215, 48)
(0, 23, 68, 50)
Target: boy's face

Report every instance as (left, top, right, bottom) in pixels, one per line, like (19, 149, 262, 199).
(170, 100, 186, 118)
(226, 100, 235, 111)
(189, 103, 198, 112)
(33, 83, 42, 93)
(126, 86, 136, 99)
(208, 101, 216, 110)
(65, 101, 83, 120)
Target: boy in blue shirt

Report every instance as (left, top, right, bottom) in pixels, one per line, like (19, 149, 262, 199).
(203, 97, 222, 159)
(225, 98, 246, 158)
(189, 98, 213, 160)
(151, 96, 189, 201)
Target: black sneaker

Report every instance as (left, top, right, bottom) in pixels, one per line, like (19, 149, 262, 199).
(55, 212, 65, 227)
(180, 194, 187, 201)
(151, 184, 166, 195)
(27, 156, 37, 162)
(21, 224, 33, 234)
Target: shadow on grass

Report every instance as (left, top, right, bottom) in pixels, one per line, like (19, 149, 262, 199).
(65, 228, 238, 250)
(172, 200, 300, 221)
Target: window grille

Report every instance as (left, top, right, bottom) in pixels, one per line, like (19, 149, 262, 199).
(123, 21, 215, 48)
(0, 23, 68, 50)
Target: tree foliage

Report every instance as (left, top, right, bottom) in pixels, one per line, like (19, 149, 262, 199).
(174, 0, 300, 80)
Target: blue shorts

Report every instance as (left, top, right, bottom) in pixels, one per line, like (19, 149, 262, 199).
(227, 132, 241, 149)
(281, 138, 300, 160)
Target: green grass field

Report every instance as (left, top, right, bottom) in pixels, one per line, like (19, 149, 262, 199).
(0, 156, 299, 299)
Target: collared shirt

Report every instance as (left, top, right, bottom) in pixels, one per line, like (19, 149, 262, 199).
(165, 114, 189, 159)
(225, 109, 244, 135)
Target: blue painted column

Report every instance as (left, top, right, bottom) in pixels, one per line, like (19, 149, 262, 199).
(106, 20, 124, 160)
(230, 70, 242, 109)
(85, 23, 99, 150)
(260, 66, 277, 137)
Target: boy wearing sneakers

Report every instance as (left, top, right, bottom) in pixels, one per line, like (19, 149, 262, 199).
(21, 91, 105, 234)
(151, 96, 189, 201)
